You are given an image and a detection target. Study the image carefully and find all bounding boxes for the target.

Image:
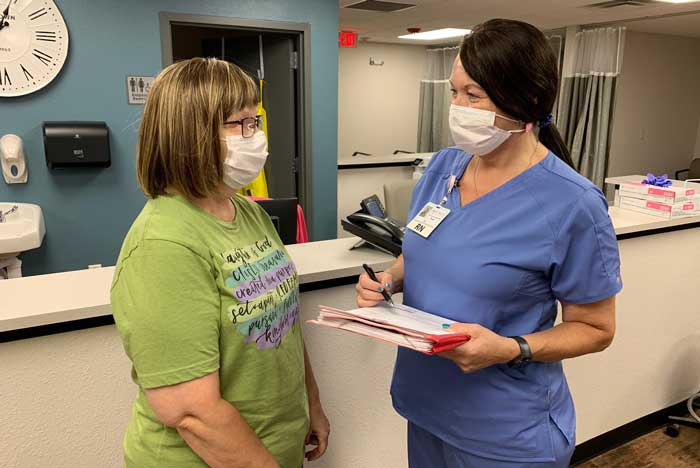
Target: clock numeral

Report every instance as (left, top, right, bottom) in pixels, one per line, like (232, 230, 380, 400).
(35, 31, 57, 42)
(21, 64, 33, 81)
(1, 68, 11, 87)
(28, 8, 48, 21)
(33, 49, 53, 66)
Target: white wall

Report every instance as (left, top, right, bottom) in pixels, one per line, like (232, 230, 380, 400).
(0, 326, 134, 468)
(608, 31, 700, 179)
(0, 286, 408, 468)
(2, 228, 700, 465)
(337, 166, 415, 237)
(566, 227, 700, 443)
(338, 42, 426, 159)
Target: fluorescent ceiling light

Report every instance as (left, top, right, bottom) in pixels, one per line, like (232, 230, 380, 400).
(398, 28, 471, 41)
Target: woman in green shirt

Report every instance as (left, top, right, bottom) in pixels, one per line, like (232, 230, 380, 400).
(111, 57, 329, 468)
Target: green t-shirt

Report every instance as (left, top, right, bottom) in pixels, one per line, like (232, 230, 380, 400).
(110, 194, 308, 468)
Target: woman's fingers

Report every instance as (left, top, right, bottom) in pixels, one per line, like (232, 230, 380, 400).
(358, 273, 383, 291)
(378, 272, 393, 292)
(356, 274, 385, 300)
(356, 272, 394, 307)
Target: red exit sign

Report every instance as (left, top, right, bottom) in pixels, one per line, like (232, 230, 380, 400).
(339, 31, 357, 48)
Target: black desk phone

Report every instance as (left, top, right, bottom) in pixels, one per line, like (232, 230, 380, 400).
(341, 194, 405, 256)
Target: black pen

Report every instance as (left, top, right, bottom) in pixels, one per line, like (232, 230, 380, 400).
(362, 263, 395, 306)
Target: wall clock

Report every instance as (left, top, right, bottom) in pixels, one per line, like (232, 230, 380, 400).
(0, 0, 69, 97)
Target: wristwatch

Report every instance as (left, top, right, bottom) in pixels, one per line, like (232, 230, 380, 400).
(507, 336, 532, 367)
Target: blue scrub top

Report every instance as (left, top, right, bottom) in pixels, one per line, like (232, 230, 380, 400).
(391, 148, 622, 463)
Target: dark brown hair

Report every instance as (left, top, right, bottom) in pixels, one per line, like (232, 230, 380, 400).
(460, 19, 575, 169)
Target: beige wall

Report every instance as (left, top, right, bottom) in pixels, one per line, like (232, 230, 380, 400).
(338, 42, 426, 159)
(608, 31, 700, 179)
(695, 120, 700, 160)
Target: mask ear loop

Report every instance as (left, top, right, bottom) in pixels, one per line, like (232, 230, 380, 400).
(496, 113, 532, 134)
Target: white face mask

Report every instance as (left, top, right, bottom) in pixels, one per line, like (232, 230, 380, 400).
(221, 131, 268, 190)
(448, 104, 526, 156)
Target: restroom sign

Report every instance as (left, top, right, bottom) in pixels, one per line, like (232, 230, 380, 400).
(126, 76, 155, 105)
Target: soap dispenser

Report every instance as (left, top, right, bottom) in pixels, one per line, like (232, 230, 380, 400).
(0, 134, 28, 184)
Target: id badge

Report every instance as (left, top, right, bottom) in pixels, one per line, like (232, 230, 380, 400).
(407, 202, 451, 238)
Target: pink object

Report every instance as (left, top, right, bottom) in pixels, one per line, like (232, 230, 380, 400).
(648, 187, 674, 198)
(246, 196, 309, 244)
(310, 305, 470, 355)
(295, 204, 309, 243)
(646, 201, 671, 213)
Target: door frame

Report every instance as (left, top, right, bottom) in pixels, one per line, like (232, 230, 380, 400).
(159, 12, 313, 235)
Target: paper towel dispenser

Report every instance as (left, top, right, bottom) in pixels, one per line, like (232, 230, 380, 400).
(42, 121, 111, 169)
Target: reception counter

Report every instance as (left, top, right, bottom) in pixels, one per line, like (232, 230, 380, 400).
(2, 210, 700, 468)
(0, 237, 394, 336)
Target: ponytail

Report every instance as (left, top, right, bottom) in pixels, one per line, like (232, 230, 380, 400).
(538, 123, 576, 171)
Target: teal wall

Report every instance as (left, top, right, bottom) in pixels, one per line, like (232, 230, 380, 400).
(0, 0, 339, 276)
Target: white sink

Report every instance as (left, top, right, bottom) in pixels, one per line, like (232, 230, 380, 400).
(0, 203, 46, 257)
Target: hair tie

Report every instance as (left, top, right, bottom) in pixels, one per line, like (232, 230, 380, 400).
(537, 114, 553, 129)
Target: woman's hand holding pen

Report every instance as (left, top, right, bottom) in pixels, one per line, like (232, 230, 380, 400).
(356, 271, 395, 307)
(355, 271, 394, 307)
(438, 323, 521, 373)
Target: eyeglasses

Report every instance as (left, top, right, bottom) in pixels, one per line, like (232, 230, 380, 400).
(223, 115, 264, 138)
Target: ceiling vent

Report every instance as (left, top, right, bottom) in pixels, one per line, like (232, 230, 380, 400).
(344, 1, 417, 13)
(585, 0, 657, 8)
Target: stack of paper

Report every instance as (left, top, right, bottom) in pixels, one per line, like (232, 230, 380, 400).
(309, 303, 469, 354)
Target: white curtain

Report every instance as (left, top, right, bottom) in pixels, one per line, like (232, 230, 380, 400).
(417, 46, 459, 152)
(557, 27, 625, 187)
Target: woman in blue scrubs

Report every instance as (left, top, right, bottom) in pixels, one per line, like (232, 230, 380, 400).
(356, 19, 621, 467)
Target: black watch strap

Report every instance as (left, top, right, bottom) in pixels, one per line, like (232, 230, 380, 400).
(507, 336, 532, 367)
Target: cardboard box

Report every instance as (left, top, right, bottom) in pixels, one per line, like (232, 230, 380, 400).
(619, 196, 697, 219)
(618, 181, 700, 204)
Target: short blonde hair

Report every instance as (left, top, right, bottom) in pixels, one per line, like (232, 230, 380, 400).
(136, 58, 259, 198)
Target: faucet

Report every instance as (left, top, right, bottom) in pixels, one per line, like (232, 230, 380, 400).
(0, 205, 17, 223)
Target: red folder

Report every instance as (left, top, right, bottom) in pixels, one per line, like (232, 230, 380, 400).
(309, 304, 470, 355)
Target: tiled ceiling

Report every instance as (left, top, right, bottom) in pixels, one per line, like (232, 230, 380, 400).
(339, 0, 700, 43)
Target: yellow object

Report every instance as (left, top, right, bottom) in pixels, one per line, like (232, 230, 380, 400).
(239, 80, 270, 197)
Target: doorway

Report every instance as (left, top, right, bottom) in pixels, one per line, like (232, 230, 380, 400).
(159, 13, 312, 227)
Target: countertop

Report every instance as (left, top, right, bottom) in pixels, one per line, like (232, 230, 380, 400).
(0, 237, 395, 333)
(337, 152, 433, 167)
(2, 207, 700, 334)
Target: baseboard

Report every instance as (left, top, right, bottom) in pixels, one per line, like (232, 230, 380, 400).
(570, 400, 690, 466)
